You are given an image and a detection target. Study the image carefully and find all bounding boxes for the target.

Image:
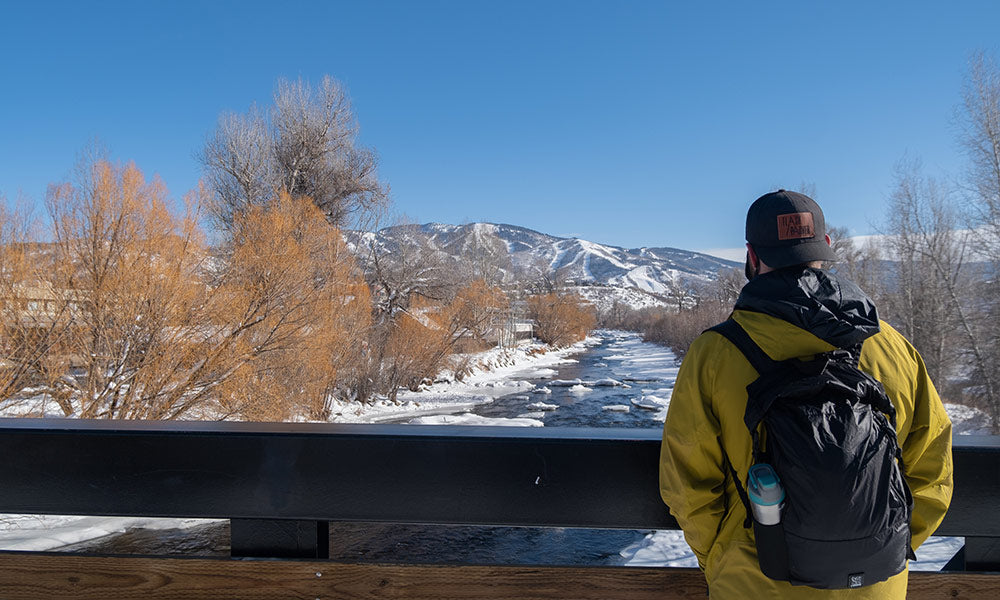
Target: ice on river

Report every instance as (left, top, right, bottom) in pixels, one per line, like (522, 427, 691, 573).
(605, 332, 680, 389)
(602, 405, 630, 412)
(528, 402, 559, 411)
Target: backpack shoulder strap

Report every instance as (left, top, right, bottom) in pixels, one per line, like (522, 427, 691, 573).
(706, 319, 778, 464)
(706, 319, 777, 375)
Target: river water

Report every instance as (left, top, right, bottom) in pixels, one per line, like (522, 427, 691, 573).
(64, 331, 682, 566)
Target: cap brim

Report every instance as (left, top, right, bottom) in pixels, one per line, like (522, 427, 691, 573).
(754, 240, 839, 270)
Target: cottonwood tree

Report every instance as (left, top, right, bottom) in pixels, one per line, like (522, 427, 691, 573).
(958, 51, 1000, 428)
(46, 160, 212, 419)
(201, 76, 388, 232)
(361, 225, 459, 325)
(0, 197, 74, 412)
(210, 191, 371, 420)
(44, 159, 369, 420)
(527, 292, 596, 347)
(880, 161, 984, 407)
(827, 226, 878, 297)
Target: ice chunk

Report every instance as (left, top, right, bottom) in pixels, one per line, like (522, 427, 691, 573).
(549, 379, 584, 387)
(590, 378, 624, 387)
(528, 402, 558, 411)
(517, 412, 546, 419)
(631, 396, 661, 410)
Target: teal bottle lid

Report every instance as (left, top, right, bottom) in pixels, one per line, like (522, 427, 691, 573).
(747, 463, 785, 506)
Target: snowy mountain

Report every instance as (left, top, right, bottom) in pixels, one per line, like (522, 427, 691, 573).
(352, 222, 741, 311)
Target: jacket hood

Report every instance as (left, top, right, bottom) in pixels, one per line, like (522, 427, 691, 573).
(734, 267, 880, 349)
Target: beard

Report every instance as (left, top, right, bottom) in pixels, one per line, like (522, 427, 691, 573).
(744, 252, 757, 281)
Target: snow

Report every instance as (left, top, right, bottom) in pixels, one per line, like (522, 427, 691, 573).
(620, 531, 964, 572)
(527, 402, 558, 411)
(630, 396, 664, 411)
(549, 379, 584, 387)
(591, 378, 624, 387)
(408, 414, 544, 427)
(0, 515, 215, 552)
(945, 403, 992, 435)
(568, 384, 592, 394)
(322, 341, 586, 424)
(517, 412, 547, 419)
(602, 405, 630, 412)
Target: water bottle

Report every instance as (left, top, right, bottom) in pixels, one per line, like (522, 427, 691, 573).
(748, 463, 785, 524)
(747, 463, 790, 581)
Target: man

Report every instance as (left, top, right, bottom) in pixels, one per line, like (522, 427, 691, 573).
(659, 190, 953, 598)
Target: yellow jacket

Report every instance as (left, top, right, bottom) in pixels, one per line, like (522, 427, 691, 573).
(660, 268, 953, 599)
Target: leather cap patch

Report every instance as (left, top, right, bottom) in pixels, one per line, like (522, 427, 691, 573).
(777, 212, 815, 240)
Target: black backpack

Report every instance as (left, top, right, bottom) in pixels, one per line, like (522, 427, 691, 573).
(709, 319, 915, 589)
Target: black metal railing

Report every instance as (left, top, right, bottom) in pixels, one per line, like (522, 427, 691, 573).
(0, 418, 996, 569)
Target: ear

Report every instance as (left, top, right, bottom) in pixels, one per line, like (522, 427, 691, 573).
(825, 234, 832, 246)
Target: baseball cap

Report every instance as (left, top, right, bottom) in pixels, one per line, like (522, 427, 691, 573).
(746, 189, 838, 269)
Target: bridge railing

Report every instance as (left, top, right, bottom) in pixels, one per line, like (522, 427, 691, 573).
(0, 418, 996, 599)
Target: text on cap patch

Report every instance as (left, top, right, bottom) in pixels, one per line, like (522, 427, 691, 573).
(777, 212, 815, 240)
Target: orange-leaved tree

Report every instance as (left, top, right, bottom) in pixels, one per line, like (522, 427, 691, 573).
(527, 292, 596, 347)
(377, 280, 508, 402)
(0, 197, 74, 412)
(46, 160, 210, 419)
(205, 191, 371, 421)
(43, 158, 370, 420)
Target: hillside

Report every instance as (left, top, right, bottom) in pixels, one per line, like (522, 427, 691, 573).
(349, 222, 741, 311)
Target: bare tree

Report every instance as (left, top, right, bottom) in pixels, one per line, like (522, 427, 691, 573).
(957, 51, 1000, 429)
(462, 225, 513, 287)
(201, 76, 388, 232)
(361, 225, 459, 325)
(826, 225, 885, 301)
(516, 254, 568, 295)
(200, 107, 274, 229)
(960, 51, 1000, 262)
(666, 275, 696, 311)
(880, 161, 994, 423)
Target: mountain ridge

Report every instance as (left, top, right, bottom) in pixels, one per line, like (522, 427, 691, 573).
(356, 221, 741, 311)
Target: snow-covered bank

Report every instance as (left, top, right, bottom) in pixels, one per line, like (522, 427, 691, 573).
(0, 515, 213, 552)
(326, 339, 591, 425)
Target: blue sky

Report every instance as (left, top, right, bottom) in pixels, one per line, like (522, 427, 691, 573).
(1, 1, 998, 259)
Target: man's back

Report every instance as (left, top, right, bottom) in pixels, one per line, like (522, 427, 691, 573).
(659, 267, 953, 599)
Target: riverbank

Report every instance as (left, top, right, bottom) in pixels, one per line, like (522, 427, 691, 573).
(326, 337, 597, 424)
